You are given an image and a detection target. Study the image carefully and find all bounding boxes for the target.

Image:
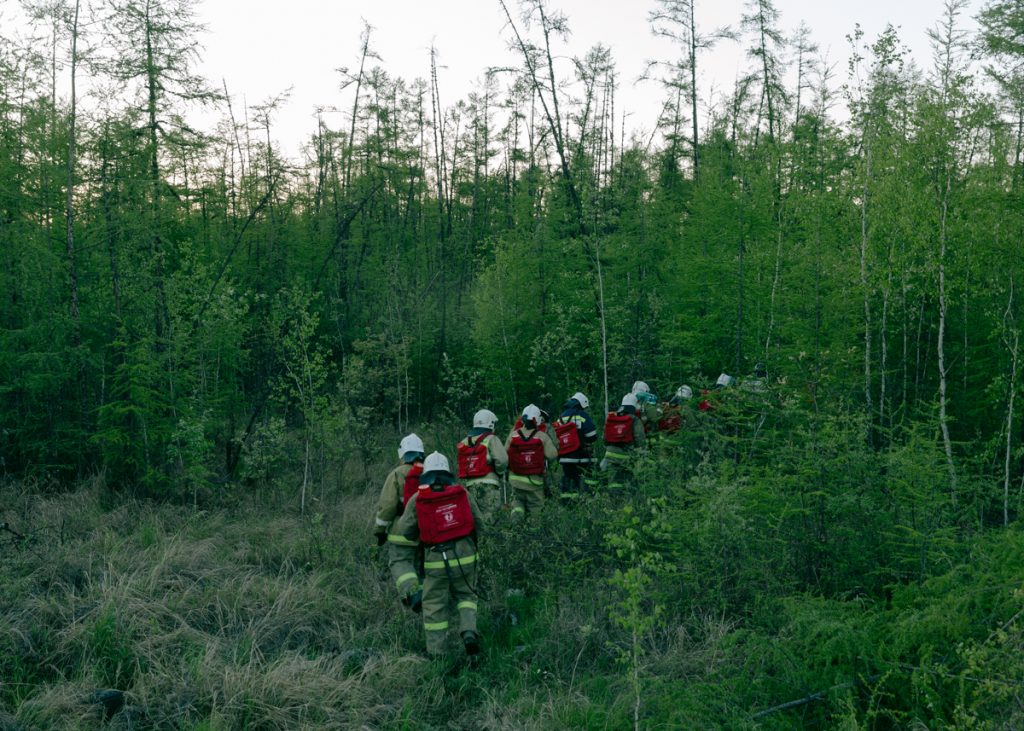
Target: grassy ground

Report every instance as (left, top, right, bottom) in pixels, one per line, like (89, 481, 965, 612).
(3, 466, 1023, 730)
(0, 476, 651, 730)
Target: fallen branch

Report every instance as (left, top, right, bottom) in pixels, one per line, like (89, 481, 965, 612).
(751, 675, 880, 720)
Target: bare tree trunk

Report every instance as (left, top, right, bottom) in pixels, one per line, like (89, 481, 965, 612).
(430, 47, 449, 409)
(860, 136, 873, 426)
(344, 23, 372, 191)
(688, 0, 699, 178)
(144, 3, 169, 342)
(65, 0, 81, 347)
(736, 229, 745, 373)
(937, 170, 957, 499)
(495, 269, 519, 413)
(1003, 280, 1018, 527)
(498, 0, 586, 234)
(1012, 106, 1023, 193)
(755, 0, 777, 143)
(880, 257, 893, 429)
(764, 224, 782, 362)
(902, 276, 910, 421)
(301, 435, 310, 516)
(963, 288, 969, 395)
(597, 238, 609, 417)
(99, 126, 123, 321)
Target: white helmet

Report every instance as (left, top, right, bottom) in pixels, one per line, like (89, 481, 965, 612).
(621, 393, 639, 408)
(521, 403, 542, 423)
(716, 373, 735, 388)
(473, 409, 498, 430)
(397, 433, 425, 460)
(571, 392, 590, 409)
(422, 451, 452, 475)
(631, 381, 650, 395)
(676, 385, 693, 400)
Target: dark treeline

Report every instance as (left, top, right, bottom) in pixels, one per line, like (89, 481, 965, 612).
(1, 0, 1023, 519)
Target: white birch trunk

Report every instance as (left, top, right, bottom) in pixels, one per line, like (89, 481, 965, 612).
(937, 171, 957, 499)
(860, 137, 873, 422)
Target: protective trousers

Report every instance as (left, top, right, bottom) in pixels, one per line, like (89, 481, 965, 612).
(559, 462, 591, 499)
(387, 536, 421, 601)
(421, 538, 478, 656)
(602, 448, 634, 491)
(509, 477, 545, 518)
(466, 481, 502, 524)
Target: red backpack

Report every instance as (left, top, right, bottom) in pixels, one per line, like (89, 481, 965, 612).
(457, 434, 492, 479)
(508, 430, 546, 476)
(401, 463, 424, 507)
(657, 411, 682, 433)
(553, 419, 581, 455)
(415, 484, 476, 545)
(604, 413, 636, 445)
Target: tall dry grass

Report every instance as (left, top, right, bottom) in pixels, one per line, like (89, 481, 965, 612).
(0, 474, 652, 730)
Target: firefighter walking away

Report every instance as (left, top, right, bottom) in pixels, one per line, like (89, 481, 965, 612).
(505, 403, 558, 519)
(393, 452, 483, 658)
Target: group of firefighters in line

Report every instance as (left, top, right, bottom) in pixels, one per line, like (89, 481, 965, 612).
(370, 368, 771, 659)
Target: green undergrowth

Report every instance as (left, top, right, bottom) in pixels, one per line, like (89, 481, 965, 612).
(2, 460, 1023, 729)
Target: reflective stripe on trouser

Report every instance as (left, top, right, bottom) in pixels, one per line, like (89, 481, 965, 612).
(388, 542, 420, 599)
(466, 481, 502, 523)
(604, 460, 632, 491)
(421, 539, 478, 655)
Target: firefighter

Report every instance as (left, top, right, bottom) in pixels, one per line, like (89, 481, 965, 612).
(512, 405, 550, 433)
(740, 363, 769, 395)
(669, 384, 694, 406)
(699, 372, 735, 412)
(374, 433, 426, 611)
(631, 380, 663, 435)
(393, 452, 481, 658)
(505, 403, 558, 519)
(662, 384, 699, 432)
(552, 392, 599, 499)
(456, 409, 507, 523)
(601, 393, 646, 489)
(739, 362, 772, 441)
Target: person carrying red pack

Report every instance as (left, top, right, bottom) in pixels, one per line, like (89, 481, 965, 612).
(631, 380, 664, 436)
(552, 392, 599, 500)
(601, 393, 647, 489)
(456, 409, 507, 523)
(658, 384, 693, 434)
(392, 452, 482, 658)
(699, 373, 735, 411)
(504, 403, 558, 519)
(373, 433, 426, 612)
(512, 405, 549, 433)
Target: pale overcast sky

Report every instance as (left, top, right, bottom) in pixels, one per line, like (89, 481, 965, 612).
(193, 0, 981, 157)
(3, 0, 984, 158)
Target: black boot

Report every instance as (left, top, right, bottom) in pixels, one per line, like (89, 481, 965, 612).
(462, 631, 480, 656)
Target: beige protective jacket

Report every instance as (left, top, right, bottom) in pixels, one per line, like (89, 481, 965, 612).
(374, 462, 414, 535)
(504, 426, 558, 487)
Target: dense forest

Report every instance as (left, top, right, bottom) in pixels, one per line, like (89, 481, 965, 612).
(3, 0, 1024, 728)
